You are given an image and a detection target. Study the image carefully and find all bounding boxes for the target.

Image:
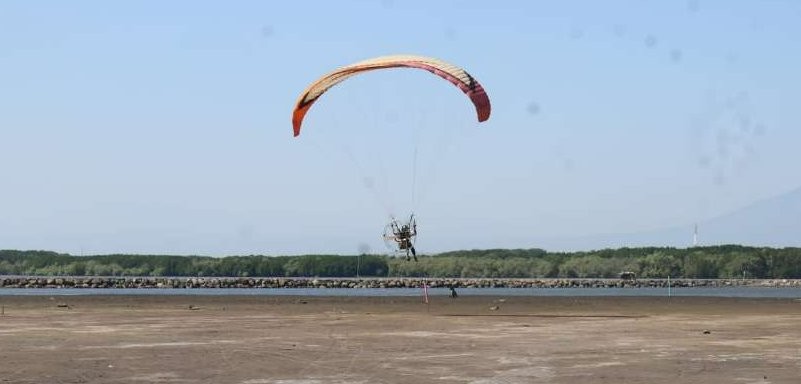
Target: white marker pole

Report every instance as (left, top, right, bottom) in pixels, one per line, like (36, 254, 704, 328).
(668, 275, 671, 298)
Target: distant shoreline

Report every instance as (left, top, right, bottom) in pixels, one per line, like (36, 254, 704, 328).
(2, 276, 800, 289)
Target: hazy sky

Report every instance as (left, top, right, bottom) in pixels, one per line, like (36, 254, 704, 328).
(2, 1, 800, 255)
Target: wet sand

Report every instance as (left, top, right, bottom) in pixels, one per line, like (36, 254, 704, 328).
(0, 295, 799, 383)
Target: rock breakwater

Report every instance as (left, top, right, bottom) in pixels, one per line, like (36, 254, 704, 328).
(1, 277, 800, 289)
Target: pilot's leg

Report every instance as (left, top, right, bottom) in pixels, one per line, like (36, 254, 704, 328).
(411, 246, 417, 262)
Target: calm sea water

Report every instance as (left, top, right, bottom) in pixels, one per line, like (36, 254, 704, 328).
(1, 287, 801, 298)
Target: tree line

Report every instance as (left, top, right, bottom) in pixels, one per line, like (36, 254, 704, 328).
(1, 245, 801, 278)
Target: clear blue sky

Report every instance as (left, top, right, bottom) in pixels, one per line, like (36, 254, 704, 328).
(1, 1, 800, 255)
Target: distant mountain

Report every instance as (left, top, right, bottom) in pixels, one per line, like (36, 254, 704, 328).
(537, 187, 801, 251)
(698, 187, 801, 247)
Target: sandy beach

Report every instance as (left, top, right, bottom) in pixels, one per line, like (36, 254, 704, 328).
(0, 295, 799, 383)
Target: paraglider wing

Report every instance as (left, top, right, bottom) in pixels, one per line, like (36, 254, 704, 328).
(292, 55, 491, 136)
